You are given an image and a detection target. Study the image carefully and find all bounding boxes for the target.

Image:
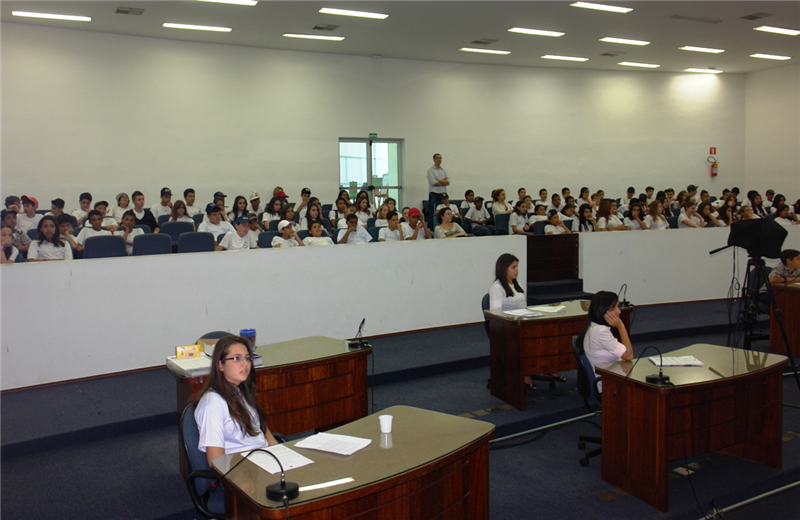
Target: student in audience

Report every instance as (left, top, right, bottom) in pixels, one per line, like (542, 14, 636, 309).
(645, 200, 669, 230)
(793, 199, 800, 217)
(354, 197, 372, 226)
(577, 187, 591, 207)
(46, 198, 66, 218)
(546, 194, 562, 214)
(374, 204, 390, 227)
(528, 203, 548, 224)
(4, 196, 21, 213)
(771, 194, 787, 214)
(294, 188, 312, 219)
(773, 204, 799, 227)
(337, 189, 351, 204)
(338, 204, 357, 229)
(464, 197, 493, 236)
(227, 196, 249, 223)
(193, 335, 278, 467)
(218, 215, 259, 251)
(385, 197, 398, 214)
(249, 192, 263, 215)
(577, 204, 597, 232)
(169, 200, 196, 228)
(329, 198, 347, 228)
(72, 192, 92, 226)
(247, 214, 263, 242)
(718, 205, 736, 227)
(402, 208, 432, 241)
(302, 221, 335, 246)
(738, 205, 755, 220)
(150, 188, 173, 220)
(509, 201, 532, 235)
(272, 220, 304, 248)
(198, 203, 235, 241)
(621, 187, 636, 207)
(262, 197, 283, 230)
(522, 195, 535, 213)
(75, 210, 112, 250)
(213, 191, 229, 216)
(461, 190, 476, 213)
(131, 191, 161, 233)
(536, 188, 549, 208)
(184, 189, 203, 217)
(672, 190, 688, 213)
(16, 196, 43, 234)
(379, 211, 405, 242)
(1, 224, 21, 263)
(698, 202, 723, 227)
(57, 214, 80, 252)
(624, 203, 649, 230)
(26, 216, 72, 261)
(763, 249, 800, 293)
(435, 193, 461, 221)
(679, 201, 704, 228)
(355, 190, 375, 215)
(763, 189, 775, 210)
(92, 201, 118, 232)
(576, 291, 633, 391)
(299, 203, 328, 234)
(560, 204, 577, 231)
(401, 207, 411, 222)
(434, 207, 468, 239)
(279, 204, 297, 228)
(338, 214, 373, 244)
(545, 209, 572, 235)
(491, 189, 512, 216)
(110, 193, 132, 223)
(596, 200, 628, 231)
(114, 210, 144, 255)
(2, 208, 31, 254)
(749, 192, 768, 218)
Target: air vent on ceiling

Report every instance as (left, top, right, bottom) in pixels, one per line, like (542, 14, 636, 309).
(116, 7, 144, 16)
(471, 38, 497, 45)
(740, 12, 772, 21)
(669, 15, 722, 24)
(312, 24, 339, 31)
(600, 51, 624, 57)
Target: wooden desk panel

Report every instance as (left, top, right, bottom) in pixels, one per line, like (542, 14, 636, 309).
(770, 284, 800, 355)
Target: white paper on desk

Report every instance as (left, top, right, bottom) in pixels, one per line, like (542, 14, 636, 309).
(528, 305, 566, 313)
(649, 355, 704, 367)
(243, 444, 314, 475)
(504, 309, 545, 317)
(294, 433, 371, 456)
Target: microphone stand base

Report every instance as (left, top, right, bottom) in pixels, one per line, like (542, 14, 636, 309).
(267, 482, 300, 502)
(646, 374, 671, 385)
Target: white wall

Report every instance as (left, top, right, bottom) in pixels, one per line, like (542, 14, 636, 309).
(745, 63, 800, 198)
(0, 236, 527, 390)
(2, 22, 746, 210)
(580, 226, 800, 305)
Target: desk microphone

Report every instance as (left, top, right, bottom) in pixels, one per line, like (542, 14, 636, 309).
(618, 284, 631, 308)
(210, 447, 300, 502)
(348, 318, 372, 350)
(612, 346, 671, 398)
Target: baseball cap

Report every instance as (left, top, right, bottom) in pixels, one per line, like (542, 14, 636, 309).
(52, 198, 65, 208)
(234, 215, 250, 225)
(21, 195, 38, 206)
(160, 187, 172, 197)
(249, 191, 260, 201)
(408, 208, 422, 218)
(301, 188, 311, 195)
(277, 220, 292, 231)
(205, 203, 222, 215)
(115, 193, 127, 203)
(274, 190, 288, 198)
(1, 209, 17, 219)
(213, 191, 227, 199)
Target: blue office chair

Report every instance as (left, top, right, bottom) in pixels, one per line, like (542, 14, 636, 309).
(572, 336, 602, 467)
(297, 230, 311, 241)
(366, 217, 376, 229)
(132, 233, 172, 256)
(493, 213, 510, 235)
(180, 403, 225, 520)
(83, 235, 127, 259)
(193, 214, 204, 226)
(368, 227, 381, 242)
(157, 214, 170, 225)
(26, 229, 38, 240)
(321, 203, 333, 215)
(160, 221, 195, 244)
(258, 231, 279, 248)
(178, 232, 215, 253)
(667, 216, 678, 229)
(533, 221, 548, 235)
(134, 224, 152, 234)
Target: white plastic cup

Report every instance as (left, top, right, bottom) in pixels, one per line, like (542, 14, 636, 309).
(380, 433, 393, 449)
(379, 414, 393, 434)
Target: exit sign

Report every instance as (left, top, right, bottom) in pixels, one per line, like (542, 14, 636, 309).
(369, 133, 378, 139)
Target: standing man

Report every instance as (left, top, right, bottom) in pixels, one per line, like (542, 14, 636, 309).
(427, 153, 449, 227)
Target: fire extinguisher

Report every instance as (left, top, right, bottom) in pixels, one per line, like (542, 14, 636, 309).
(708, 156, 718, 178)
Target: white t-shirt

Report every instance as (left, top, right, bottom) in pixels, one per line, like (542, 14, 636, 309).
(465, 206, 490, 222)
(527, 215, 548, 225)
(109, 205, 133, 223)
(195, 391, 267, 456)
(3, 245, 20, 262)
(113, 228, 144, 255)
(623, 217, 645, 230)
(262, 213, 281, 229)
(71, 208, 88, 223)
(435, 204, 461, 218)
(219, 231, 257, 251)
(461, 200, 476, 212)
(198, 221, 235, 237)
(775, 216, 796, 227)
(337, 227, 372, 244)
(379, 227, 403, 242)
(28, 239, 73, 260)
(151, 204, 172, 220)
(271, 236, 300, 248)
(584, 322, 628, 391)
(645, 215, 669, 230)
(329, 210, 345, 223)
(491, 202, 512, 216)
(401, 222, 428, 240)
(16, 213, 43, 234)
(185, 204, 203, 217)
(355, 211, 371, 225)
(545, 224, 566, 235)
(302, 236, 334, 247)
(509, 213, 528, 234)
(76, 227, 112, 246)
(374, 219, 389, 227)
(488, 279, 526, 311)
(597, 215, 623, 230)
(678, 213, 704, 228)
(170, 215, 195, 225)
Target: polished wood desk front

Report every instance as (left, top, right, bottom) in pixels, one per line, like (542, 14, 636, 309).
(596, 344, 787, 512)
(770, 283, 800, 355)
(484, 301, 630, 410)
(176, 336, 371, 435)
(213, 405, 495, 520)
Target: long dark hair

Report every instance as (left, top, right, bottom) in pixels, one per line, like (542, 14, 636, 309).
(495, 253, 524, 297)
(191, 335, 266, 437)
(576, 291, 620, 354)
(231, 195, 248, 221)
(578, 203, 593, 231)
(266, 196, 283, 217)
(36, 216, 64, 247)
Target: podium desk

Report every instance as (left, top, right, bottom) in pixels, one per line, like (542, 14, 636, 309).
(770, 283, 800, 355)
(213, 405, 494, 520)
(176, 336, 371, 435)
(596, 344, 787, 512)
(484, 301, 630, 410)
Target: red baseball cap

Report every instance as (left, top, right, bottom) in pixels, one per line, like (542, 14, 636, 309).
(408, 208, 422, 217)
(21, 195, 38, 206)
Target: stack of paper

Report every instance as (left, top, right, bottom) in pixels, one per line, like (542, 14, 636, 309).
(504, 309, 545, 317)
(243, 444, 314, 475)
(294, 433, 372, 456)
(528, 305, 566, 313)
(649, 356, 704, 367)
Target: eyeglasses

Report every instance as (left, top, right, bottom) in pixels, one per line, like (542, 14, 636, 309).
(222, 355, 252, 364)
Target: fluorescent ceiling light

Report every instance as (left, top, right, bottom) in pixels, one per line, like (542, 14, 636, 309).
(11, 11, 91, 22)
(570, 2, 632, 14)
(541, 55, 589, 62)
(750, 53, 792, 60)
(163, 23, 232, 32)
(754, 26, 800, 36)
(618, 61, 660, 68)
(508, 27, 564, 37)
(680, 46, 724, 54)
(319, 8, 388, 20)
(460, 48, 511, 55)
(684, 68, 723, 74)
(195, 0, 258, 6)
(600, 37, 649, 46)
(283, 33, 344, 41)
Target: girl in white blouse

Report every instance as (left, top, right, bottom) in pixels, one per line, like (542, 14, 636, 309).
(27, 216, 73, 261)
(596, 200, 629, 231)
(169, 201, 197, 228)
(576, 291, 634, 391)
(491, 189, 512, 216)
(679, 202, 704, 228)
(624, 203, 649, 230)
(545, 210, 573, 235)
(509, 201, 532, 235)
(577, 204, 597, 232)
(645, 201, 669, 230)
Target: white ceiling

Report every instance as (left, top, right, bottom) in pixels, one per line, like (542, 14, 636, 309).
(2, 1, 799, 74)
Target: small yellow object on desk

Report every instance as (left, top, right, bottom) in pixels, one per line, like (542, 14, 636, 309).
(176, 344, 204, 359)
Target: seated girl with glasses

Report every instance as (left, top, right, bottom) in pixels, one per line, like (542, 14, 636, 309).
(193, 335, 278, 467)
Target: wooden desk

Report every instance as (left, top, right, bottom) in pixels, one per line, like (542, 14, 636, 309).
(770, 283, 800, 355)
(175, 336, 371, 435)
(484, 301, 630, 410)
(597, 344, 787, 512)
(213, 405, 494, 520)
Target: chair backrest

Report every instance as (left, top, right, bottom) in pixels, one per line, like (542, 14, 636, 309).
(321, 219, 333, 233)
(297, 230, 311, 240)
(84, 235, 127, 259)
(258, 231, 279, 248)
(157, 214, 171, 225)
(321, 203, 333, 215)
(178, 232, 215, 253)
(161, 221, 195, 243)
(366, 217, 376, 229)
(533, 221, 548, 235)
(368, 227, 381, 242)
(132, 233, 172, 256)
(179, 403, 224, 519)
(134, 224, 152, 234)
(667, 216, 678, 229)
(481, 293, 491, 338)
(494, 213, 510, 234)
(26, 229, 38, 240)
(572, 336, 601, 411)
(192, 214, 204, 226)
